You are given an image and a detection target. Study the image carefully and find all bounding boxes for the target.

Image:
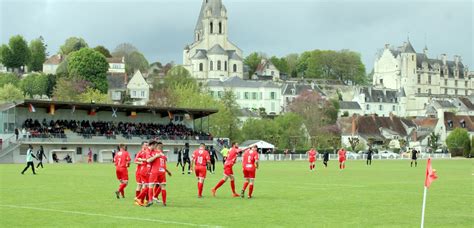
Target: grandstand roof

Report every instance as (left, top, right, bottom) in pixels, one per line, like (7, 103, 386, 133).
(14, 99, 218, 119)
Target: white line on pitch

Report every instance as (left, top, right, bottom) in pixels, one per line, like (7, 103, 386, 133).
(0, 204, 222, 227)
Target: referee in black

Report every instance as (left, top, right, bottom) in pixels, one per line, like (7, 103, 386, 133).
(411, 148, 418, 167)
(208, 146, 218, 174)
(366, 147, 374, 166)
(323, 151, 329, 168)
(182, 143, 191, 174)
(36, 145, 47, 168)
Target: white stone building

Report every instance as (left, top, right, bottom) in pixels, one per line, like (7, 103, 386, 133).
(127, 70, 150, 105)
(372, 40, 473, 116)
(183, 0, 244, 80)
(106, 57, 126, 74)
(252, 59, 280, 81)
(206, 77, 282, 114)
(352, 87, 402, 117)
(42, 54, 64, 74)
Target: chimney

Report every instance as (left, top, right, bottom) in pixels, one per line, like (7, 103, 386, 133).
(122, 56, 125, 63)
(412, 131, 417, 142)
(441, 54, 447, 65)
(389, 112, 394, 121)
(454, 55, 460, 65)
(371, 114, 376, 122)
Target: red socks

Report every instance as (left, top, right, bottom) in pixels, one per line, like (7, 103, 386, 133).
(161, 190, 167, 204)
(154, 186, 162, 198)
(309, 164, 312, 170)
(249, 184, 254, 197)
(138, 187, 148, 202)
(198, 182, 204, 197)
(230, 180, 236, 194)
(135, 190, 140, 197)
(118, 183, 127, 197)
(214, 179, 225, 190)
(312, 164, 315, 169)
(242, 181, 249, 191)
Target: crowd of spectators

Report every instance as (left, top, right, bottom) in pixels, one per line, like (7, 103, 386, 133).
(20, 118, 212, 141)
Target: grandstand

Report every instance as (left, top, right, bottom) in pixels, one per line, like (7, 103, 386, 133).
(0, 100, 218, 164)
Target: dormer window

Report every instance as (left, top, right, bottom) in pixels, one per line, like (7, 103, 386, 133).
(447, 120, 453, 128)
(291, 89, 296, 95)
(378, 97, 383, 102)
(460, 120, 466, 128)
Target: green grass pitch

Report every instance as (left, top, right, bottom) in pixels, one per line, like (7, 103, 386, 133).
(0, 159, 472, 227)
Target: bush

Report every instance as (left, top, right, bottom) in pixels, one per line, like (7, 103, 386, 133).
(446, 128, 471, 157)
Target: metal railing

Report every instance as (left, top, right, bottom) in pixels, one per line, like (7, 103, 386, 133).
(253, 153, 452, 161)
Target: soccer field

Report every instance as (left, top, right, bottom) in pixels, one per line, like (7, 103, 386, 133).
(0, 159, 472, 227)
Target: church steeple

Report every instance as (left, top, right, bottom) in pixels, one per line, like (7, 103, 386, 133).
(194, 0, 227, 41)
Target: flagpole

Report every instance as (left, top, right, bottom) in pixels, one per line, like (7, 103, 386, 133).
(420, 186, 427, 228)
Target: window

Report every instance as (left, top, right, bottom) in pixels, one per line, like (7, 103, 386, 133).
(366, 104, 370, 110)
(271, 71, 275, 76)
(428, 75, 431, 84)
(217, 91, 223, 98)
(224, 61, 227, 71)
(199, 63, 203, 71)
(412, 55, 414, 61)
(455, 89, 458, 95)
(219, 22, 222, 34)
(444, 88, 448, 94)
(428, 89, 431, 95)
(465, 81, 468, 87)
(112, 91, 121, 100)
(132, 90, 136, 97)
(217, 60, 221, 71)
(210, 91, 215, 97)
(252, 92, 257, 100)
(417, 88, 421, 94)
(259, 92, 263, 100)
(455, 80, 458, 86)
(444, 79, 447, 86)
(379, 105, 383, 111)
(210, 22, 213, 33)
(233, 64, 237, 72)
(141, 91, 145, 98)
(270, 92, 276, 100)
(466, 90, 469, 96)
(392, 105, 396, 111)
(417, 75, 421, 83)
(210, 61, 213, 71)
(244, 92, 249, 100)
(380, 79, 383, 84)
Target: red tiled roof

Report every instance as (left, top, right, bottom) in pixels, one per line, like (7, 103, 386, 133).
(413, 118, 438, 128)
(338, 115, 414, 137)
(44, 54, 64, 65)
(106, 57, 124, 64)
(444, 112, 474, 132)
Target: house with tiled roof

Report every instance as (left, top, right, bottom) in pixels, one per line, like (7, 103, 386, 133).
(442, 112, 474, 142)
(43, 54, 65, 74)
(351, 87, 402, 117)
(281, 81, 326, 112)
(372, 40, 473, 116)
(106, 57, 125, 74)
(252, 59, 280, 81)
(182, 0, 243, 80)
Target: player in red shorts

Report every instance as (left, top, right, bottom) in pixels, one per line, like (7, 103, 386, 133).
(306, 147, 317, 171)
(211, 142, 242, 197)
(145, 142, 171, 207)
(114, 144, 131, 199)
(338, 148, 347, 170)
(191, 143, 211, 198)
(241, 145, 259, 199)
(135, 141, 155, 206)
(133, 141, 148, 199)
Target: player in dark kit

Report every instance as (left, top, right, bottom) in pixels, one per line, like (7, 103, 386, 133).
(323, 151, 329, 168)
(366, 148, 374, 166)
(411, 148, 419, 167)
(208, 146, 218, 174)
(182, 143, 191, 174)
(36, 146, 47, 168)
(175, 147, 183, 171)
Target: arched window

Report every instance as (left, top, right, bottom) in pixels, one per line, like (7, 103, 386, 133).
(217, 60, 221, 71)
(233, 64, 237, 72)
(210, 22, 213, 34)
(219, 22, 222, 34)
(199, 63, 203, 72)
(210, 61, 213, 71)
(224, 61, 227, 71)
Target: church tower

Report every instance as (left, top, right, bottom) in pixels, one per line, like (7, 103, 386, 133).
(183, 0, 243, 80)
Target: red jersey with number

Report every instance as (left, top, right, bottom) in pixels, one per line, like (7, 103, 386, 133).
(149, 149, 164, 173)
(114, 150, 131, 168)
(192, 149, 210, 166)
(224, 147, 240, 167)
(338, 150, 346, 159)
(242, 150, 259, 170)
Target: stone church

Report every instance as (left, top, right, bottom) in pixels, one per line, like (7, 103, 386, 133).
(182, 0, 244, 80)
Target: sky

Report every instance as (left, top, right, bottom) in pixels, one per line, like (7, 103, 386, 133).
(1, 0, 473, 71)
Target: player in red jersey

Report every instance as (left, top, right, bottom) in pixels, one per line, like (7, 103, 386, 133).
(114, 144, 131, 199)
(135, 141, 155, 206)
(133, 141, 148, 199)
(241, 145, 259, 199)
(145, 142, 171, 207)
(306, 147, 318, 171)
(338, 148, 347, 170)
(211, 142, 242, 197)
(191, 143, 211, 198)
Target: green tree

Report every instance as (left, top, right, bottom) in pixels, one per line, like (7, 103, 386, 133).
(274, 112, 306, 149)
(285, 53, 299, 77)
(446, 128, 471, 157)
(219, 89, 241, 140)
(19, 73, 49, 98)
(46, 74, 57, 97)
(428, 132, 440, 151)
(244, 52, 263, 77)
(348, 137, 360, 151)
(126, 51, 149, 75)
(93, 45, 112, 58)
(52, 78, 90, 102)
(0, 73, 20, 87)
(78, 87, 111, 103)
(0, 83, 24, 103)
(0, 35, 30, 71)
(28, 36, 47, 72)
(59, 37, 88, 55)
(240, 118, 279, 145)
(162, 65, 194, 88)
(270, 56, 289, 75)
(112, 43, 138, 58)
(67, 48, 109, 93)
